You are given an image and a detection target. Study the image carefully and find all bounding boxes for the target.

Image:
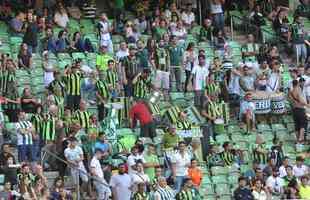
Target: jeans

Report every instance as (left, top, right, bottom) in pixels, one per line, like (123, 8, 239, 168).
(124, 83, 133, 97)
(170, 67, 182, 91)
(184, 70, 192, 93)
(213, 13, 225, 32)
(174, 176, 186, 192)
(194, 90, 205, 109)
(295, 43, 307, 63)
(94, 180, 111, 200)
(18, 144, 31, 162)
(31, 139, 40, 162)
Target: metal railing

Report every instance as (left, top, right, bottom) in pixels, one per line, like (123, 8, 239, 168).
(41, 146, 110, 200)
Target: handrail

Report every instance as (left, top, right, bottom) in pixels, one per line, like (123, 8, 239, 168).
(41, 146, 110, 200)
(230, 13, 288, 44)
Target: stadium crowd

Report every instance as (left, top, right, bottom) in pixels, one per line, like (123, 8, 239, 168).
(0, 0, 308, 199)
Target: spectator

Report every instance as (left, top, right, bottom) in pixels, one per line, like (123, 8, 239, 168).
(64, 137, 89, 198)
(252, 179, 268, 200)
(90, 148, 111, 200)
(9, 11, 25, 36)
(82, 0, 97, 21)
(183, 42, 196, 93)
(233, 176, 254, 200)
(187, 158, 202, 188)
(21, 87, 38, 114)
(96, 44, 114, 79)
(51, 177, 72, 200)
(143, 144, 160, 181)
(56, 30, 70, 53)
(153, 177, 175, 200)
(164, 2, 180, 22)
(279, 156, 290, 178)
(130, 161, 150, 192)
(199, 18, 213, 42)
(175, 178, 200, 200)
(266, 168, 285, 196)
(162, 125, 182, 150)
(71, 31, 94, 53)
(283, 165, 297, 187)
(241, 34, 260, 70)
(18, 43, 32, 69)
(273, 9, 290, 42)
(181, 3, 195, 29)
(16, 111, 33, 162)
(154, 19, 168, 41)
(213, 30, 227, 58)
(136, 40, 149, 69)
(294, 0, 310, 19)
(171, 141, 191, 192)
(23, 14, 38, 54)
(54, 3, 69, 28)
(94, 132, 112, 155)
(293, 156, 309, 178)
(168, 35, 183, 92)
(43, 27, 57, 54)
(210, 0, 225, 33)
(110, 163, 132, 200)
(299, 175, 310, 199)
(220, 141, 236, 166)
(98, 13, 113, 53)
(291, 15, 308, 64)
(127, 146, 145, 175)
(115, 42, 129, 62)
(132, 182, 150, 200)
(286, 178, 300, 199)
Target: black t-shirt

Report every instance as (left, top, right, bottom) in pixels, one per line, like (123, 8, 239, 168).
(23, 22, 38, 46)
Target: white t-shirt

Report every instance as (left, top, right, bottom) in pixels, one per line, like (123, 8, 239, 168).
(54, 12, 69, 28)
(64, 146, 83, 163)
(127, 154, 145, 175)
(98, 21, 111, 40)
(181, 12, 195, 25)
(266, 176, 284, 193)
(228, 73, 241, 95)
(279, 165, 288, 178)
(267, 72, 280, 92)
(191, 64, 209, 91)
(116, 50, 129, 62)
(171, 151, 191, 176)
(293, 164, 309, 178)
(110, 174, 132, 200)
(16, 121, 33, 145)
(252, 190, 268, 200)
(90, 156, 104, 179)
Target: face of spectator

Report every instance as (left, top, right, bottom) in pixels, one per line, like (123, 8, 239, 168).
(2, 144, 10, 154)
(22, 43, 28, 51)
(55, 179, 63, 188)
(255, 180, 262, 190)
(198, 56, 205, 66)
(137, 41, 144, 49)
(170, 3, 177, 11)
(286, 167, 293, 176)
(256, 169, 263, 179)
(19, 111, 26, 121)
(119, 165, 126, 174)
(301, 177, 309, 185)
(79, 100, 87, 110)
(22, 165, 30, 174)
(178, 143, 186, 152)
(136, 163, 143, 172)
(239, 179, 247, 188)
(7, 157, 13, 165)
(177, 20, 183, 28)
(129, 48, 136, 56)
(101, 13, 107, 21)
(171, 37, 178, 45)
(120, 42, 127, 50)
(160, 20, 166, 28)
(248, 34, 254, 43)
(148, 145, 156, 155)
(108, 61, 115, 69)
(169, 127, 176, 135)
(163, 34, 170, 42)
(158, 178, 167, 187)
(155, 168, 162, 177)
(132, 147, 139, 155)
(191, 160, 198, 168)
(272, 170, 279, 177)
(4, 182, 11, 191)
(24, 88, 31, 97)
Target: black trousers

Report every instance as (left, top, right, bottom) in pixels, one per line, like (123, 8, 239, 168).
(67, 95, 81, 111)
(98, 103, 107, 122)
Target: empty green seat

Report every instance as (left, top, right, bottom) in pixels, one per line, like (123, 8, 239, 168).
(58, 53, 71, 60)
(72, 52, 85, 60)
(211, 166, 228, 176)
(215, 183, 230, 195)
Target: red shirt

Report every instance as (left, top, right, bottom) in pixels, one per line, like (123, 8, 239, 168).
(129, 102, 153, 127)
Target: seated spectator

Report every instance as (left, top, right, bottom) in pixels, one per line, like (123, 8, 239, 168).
(54, 3, 69, 28)
(294, 0, 310, 19)
(293, 156, 309, 178)
(56, 30, 70, 53)
(169, 15, 179, 33)
(132, 182, 150, 200)
(0, 181, 20, 199)
(51, 176, 72, 200)
(266, 168, 285, 196)
(283, 165, 297, 187)
(252, 179, 269, 200)
(153, 177, 175, 200)
(279, 156, 290, 178)
(175, 177, 200, 199)
(286, 178, 301, 199)
(71, 31, 94, 52)
(130, 162, 150, 193)
(233, 176, 253, 200)
(240, 93, 256, 132)
(18, 43, 32, 69)
(219, 142, 237, 166)
(181, 3, 195, 29)
(9, 11, 25, 36)
(23, 14, 38, 54)
(43, 27, 57, 54)
(164, 2, 180, 22)
(299, 175, 310, 199)
(213, 30, 227, 58)
(199, 18, 213, 42)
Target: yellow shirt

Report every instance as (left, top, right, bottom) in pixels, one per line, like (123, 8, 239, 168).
(299, 185, 310, 199)
(96, 53, 113, 71)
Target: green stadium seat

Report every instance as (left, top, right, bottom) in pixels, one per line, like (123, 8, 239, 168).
(257, 124, 272, 132)
(58, 53, 71, 60)
(72, 52, 85, 60)
(211, 166, 228, 176)
(215, 134, 229, 144)
(215, 183, 230, 195)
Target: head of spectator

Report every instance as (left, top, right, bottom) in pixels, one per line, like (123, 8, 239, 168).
(181, 177, 193, 190)
(128, 46, 137, 57)
(155, 167, 162, 178)
(238, 176, 247, 188)
(253, 179, 263, 191)
(118, 163, 127, 174)
(167, 124, 177, 136)
(21, 163, 31, 175)
(131, 145, 139, 156)
(271, 167, 280, 178)
(223, 142, 231, 152)
(198, 54, 206, 66)
(158, 176, 167, 188)
(186, 42, 195, 52)
(79, 100, 87, 111)
(300, 175, 309, 187)
(159, 19, 167, 29)
(68, 137, 78, 149)
(135, 161, 144, 174)
(94, 148, 105, 160)
(255, 167, 264, 181)
(178, 141, 187, 153)
(247, 34, 255, 43)
(48, 104, 58, 117)
(295, 156, 305, 167)
(285, 165, 294, 177)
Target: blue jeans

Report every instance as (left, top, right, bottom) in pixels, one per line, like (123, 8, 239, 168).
(18, 144, 31, 162)
(174, 176, 186, 192)
(31, 139, 40, 162)
(213, 13, 225, 32)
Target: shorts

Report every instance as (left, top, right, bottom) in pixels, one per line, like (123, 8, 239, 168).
(292, 107, 308, 131)
(154, 70, 170, 90)
(71, 162, 89, 184)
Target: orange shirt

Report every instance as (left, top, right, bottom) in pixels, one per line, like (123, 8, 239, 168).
(187, 167, 202, 186)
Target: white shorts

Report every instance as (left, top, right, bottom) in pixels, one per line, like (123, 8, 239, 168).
(154, 70, 170, 90)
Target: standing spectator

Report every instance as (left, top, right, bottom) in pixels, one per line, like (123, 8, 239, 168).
(187, 158, 202, 188)
(21, 87, 38, 114)
(23, 14, 38, 54)
(9, 11, 25, 36)
(64, 62, 84, 111)
(168, 36, 183, 92)
(54, 3, 69, 28)
(18, 43, 32, 70)
(110, 163, 132, 200)
(73, 100, 91, 130)
(181, 3, 195, 29)
(132, 182, 150, 200)
(154, 39, 170, 100)
(136, 40, 149, 69)
(239, 65, 255, 96)
(90, 149, 111, 200)
(143, 144, 160, 181)
(127, 146, 146, 175)
(233, 176, 254, 200)
(292, 156, 309, 178)
(188, 55, 209, 109)
(98, 13, 113, 53)
(95, 71, 110, 121)
(291, 15, 308, 64)
(283, 165, 297, 186)
(165, 2, 180, 22)
(175, 178, 200, 200)
(183, 42, 196, 93)
(132, 68, 152, 99)
(210, 0, 225, 33)
(171, 21, 187, 46)
(130, 162, 150, 192)
(64, 137, 89, 198)
(240, 93, 256, 132)
(162, 125, 182, 150)
(96, 45, 114, 79)
(266, 168, 285, 196)
(122, 46, 139, 97)
(241, 34, 260, 70)
(267, 61, 281, 92)
(129, 99, 156, 140)
(273, 10, 290, 42)
(171, 141, 191, 192)
(116, 42, 129, 62)
(16, 111, 33, 162)
(154, 19, 168, 41)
